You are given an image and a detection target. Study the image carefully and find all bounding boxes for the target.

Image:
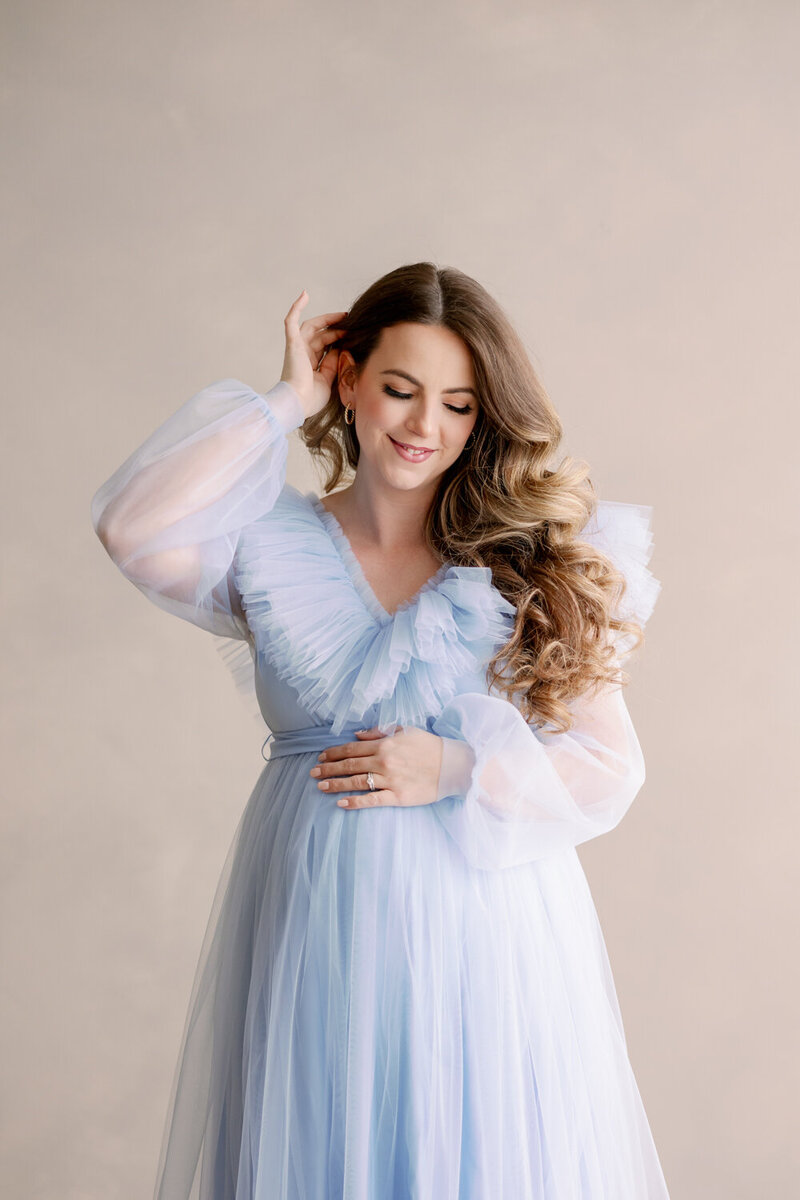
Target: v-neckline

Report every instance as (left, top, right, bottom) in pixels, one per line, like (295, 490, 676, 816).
(307, 493, 451, 624)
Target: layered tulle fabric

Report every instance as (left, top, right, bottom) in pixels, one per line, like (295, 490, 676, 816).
(91, 378, 670, 1198)
(232, 487, 518, 736)
(431, 682, 646, 870)
(151, 752, 670, 1199)
(431, 498, 662, 870)
(90, 377, 305, 638)
(578, 498, 661, 655)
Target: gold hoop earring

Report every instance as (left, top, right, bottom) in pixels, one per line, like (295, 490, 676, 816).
(344, 403, 355, 425)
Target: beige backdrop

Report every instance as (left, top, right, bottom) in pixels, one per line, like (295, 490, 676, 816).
(2, 1, 797, 1196)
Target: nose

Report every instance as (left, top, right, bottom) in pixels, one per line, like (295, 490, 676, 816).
(405, 399, 436, 439)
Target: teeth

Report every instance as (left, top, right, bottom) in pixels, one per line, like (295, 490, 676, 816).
(391, 436, 431, 457)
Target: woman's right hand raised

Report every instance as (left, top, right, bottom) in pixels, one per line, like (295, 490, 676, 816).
(280, 290, 348, 420)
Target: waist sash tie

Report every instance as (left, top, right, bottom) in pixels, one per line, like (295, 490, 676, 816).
(261, 722, 395, 762)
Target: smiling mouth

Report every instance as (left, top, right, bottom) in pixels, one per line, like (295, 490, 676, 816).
(389, 436, 435, 454)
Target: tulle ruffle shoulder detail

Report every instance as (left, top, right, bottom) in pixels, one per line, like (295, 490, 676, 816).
(211, 632, 263, 725)
(579, 499, 662, 645)
(232, 486, 518, 734)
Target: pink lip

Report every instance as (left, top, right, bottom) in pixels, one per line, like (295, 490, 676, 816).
(389, 436, 434, 453)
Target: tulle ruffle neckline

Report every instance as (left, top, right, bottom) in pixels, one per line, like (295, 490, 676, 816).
(231, 484, 518, 734)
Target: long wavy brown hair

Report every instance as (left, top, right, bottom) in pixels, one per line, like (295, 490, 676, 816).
(301, 262, 644, 734)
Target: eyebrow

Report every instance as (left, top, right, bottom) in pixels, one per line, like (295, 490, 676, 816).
(380, 369, 477, 398)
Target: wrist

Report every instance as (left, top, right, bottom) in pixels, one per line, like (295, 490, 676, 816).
(263, 380, 306, 432)
(436, 735, 476, 802)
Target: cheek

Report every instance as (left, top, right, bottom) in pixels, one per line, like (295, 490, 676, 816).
(359, 394, 393, 432)
(448, 418, 477, 452)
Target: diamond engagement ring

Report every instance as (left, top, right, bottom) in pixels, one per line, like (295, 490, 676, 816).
(366, 771, 375, 791)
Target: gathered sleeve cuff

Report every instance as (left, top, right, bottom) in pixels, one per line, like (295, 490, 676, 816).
(90, 378, 305, 640)
(431, 682, 646, 870)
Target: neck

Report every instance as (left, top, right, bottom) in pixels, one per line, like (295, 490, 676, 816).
(332, 468, 438, 554)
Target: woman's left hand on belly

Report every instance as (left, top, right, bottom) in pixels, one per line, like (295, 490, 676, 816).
(308, 726, 443, 809)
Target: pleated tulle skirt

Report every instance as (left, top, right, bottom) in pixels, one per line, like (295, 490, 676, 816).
(153, 748, 670, 1200)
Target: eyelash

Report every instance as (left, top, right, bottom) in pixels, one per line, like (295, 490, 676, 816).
(382, 384, 473, 415)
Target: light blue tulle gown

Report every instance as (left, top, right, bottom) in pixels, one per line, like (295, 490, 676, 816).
(91, 378, 670, 1200)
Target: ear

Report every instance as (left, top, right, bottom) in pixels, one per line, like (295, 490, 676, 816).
(337, 353, 357, 400)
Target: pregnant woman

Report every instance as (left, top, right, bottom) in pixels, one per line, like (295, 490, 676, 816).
(91, 261, 670, 1199)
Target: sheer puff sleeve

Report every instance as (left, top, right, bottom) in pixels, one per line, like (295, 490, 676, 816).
(430, 500, 661, 871)
(90, 377, 305, 640)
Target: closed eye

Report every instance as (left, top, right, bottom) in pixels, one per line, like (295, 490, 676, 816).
(382, 384, 473, 415)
